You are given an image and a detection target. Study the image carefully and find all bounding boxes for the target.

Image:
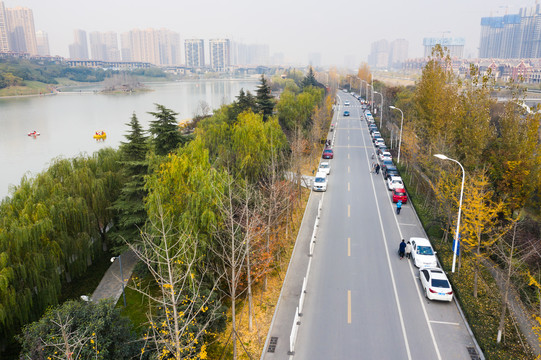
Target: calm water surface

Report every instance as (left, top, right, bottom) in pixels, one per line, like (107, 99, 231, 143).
(0, 79, 258, 198)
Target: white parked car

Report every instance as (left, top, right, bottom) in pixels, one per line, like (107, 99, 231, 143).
(410, 237, 438, 268)
(420, 268, 453, 302)
(318, 161, 331, 175)
(312, 171, 327, 192)
(387, 176, 404, 191)
(379, 151, 392, 162)
(375, 139, 385, 148)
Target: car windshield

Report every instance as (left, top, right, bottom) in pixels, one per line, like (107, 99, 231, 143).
(319, 164, 328, 169)
(383, 160, 392, 165)
(324, 150, 332, 154)
(417, 246, 434, 255)
(315, 177, 325, 183)
(431, 279, 450, 288)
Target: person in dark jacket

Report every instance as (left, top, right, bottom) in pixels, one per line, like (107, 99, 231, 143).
(375, 163, 380, 174)
(399, 239, 406, 259)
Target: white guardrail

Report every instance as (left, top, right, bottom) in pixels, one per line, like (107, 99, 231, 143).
(289, 196, 324, 355)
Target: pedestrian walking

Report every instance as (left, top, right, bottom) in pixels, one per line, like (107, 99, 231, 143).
(375, 163, 380, 174)
(405, 241, 412, 259)
(371, 162, 376, 173)
(396, 200, 402, 215)
(398, 239, 406, 259)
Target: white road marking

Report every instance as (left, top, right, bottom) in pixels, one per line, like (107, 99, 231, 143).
(347, 290, 352, 323)
(430, 320, 460, 326)
(398, 223, 418, 226)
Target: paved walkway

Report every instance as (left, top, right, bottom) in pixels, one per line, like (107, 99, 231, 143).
(91, 250, 139, 303)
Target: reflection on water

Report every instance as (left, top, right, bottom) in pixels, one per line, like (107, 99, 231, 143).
(0, 79, 258, 198)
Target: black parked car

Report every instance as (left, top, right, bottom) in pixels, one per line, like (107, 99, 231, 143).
(384, 165, 399, 178)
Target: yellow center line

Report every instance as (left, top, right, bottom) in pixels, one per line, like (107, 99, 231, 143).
(348, 205, 351, 217)
(348, 237, 351, 256)
(348, 290, 352, 324)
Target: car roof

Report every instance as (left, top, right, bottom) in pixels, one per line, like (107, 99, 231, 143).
(410, 237, 432, 246)
(390, 176, 402, 181)
(424, 268, 448, 280)
(315, 171, 327, 177)
(394, 188, 406, 193)
(320, 161, 329, 166)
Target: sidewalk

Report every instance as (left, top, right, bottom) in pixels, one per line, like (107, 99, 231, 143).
(91, 250, 138, 303)
(261, 190, 321, 359)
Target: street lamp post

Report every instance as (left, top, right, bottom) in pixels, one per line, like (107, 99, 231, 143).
(434, 154, 465, 273)
(374, 91, 383, 128)
(367, 84, 372, 112)
(111, 256, 127, 307)
(389, 106, 404, 163)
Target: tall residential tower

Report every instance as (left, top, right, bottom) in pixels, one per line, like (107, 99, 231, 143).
(479, 5, 541, 58)
(209, 39, 230, 71)
(185, 39, 205, 68)
(69, 29, 89, 59)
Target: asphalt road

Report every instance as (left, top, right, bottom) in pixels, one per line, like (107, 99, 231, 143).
(291, 92, 479, 360)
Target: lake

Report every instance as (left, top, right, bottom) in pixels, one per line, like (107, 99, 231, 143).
(0, 78, 259, 198)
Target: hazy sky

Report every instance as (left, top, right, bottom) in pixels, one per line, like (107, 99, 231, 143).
(4, 0, 538, 66)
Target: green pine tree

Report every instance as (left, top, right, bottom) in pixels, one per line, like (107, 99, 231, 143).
(256, 75, 274, 121)
(112, 112, 149, 247)
(148, 104, 184, 156)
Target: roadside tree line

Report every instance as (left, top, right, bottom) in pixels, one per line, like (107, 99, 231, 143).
(368, 46, 541, 358)
(1, 71, 332, 359)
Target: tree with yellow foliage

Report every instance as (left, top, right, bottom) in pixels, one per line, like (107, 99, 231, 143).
(459, 170, 507, 297)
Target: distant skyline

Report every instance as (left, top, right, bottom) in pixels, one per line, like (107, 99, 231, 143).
(3, 0, 538, 67)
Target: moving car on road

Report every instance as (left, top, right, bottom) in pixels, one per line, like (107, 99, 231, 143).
(410, 237, 438, 268)
(344, 101, 350, 106)
(344, 110, 350, 116)
(420, 268, 453, 302)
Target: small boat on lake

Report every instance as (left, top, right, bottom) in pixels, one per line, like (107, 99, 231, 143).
(93, 131, 106, 140)
(27, 131, 40, 137)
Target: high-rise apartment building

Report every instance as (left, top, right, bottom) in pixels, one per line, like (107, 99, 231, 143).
(209, 39, 230, 71)
(120, 28, 180, 65)
(35, 30, 49, 56)
(389, 39, 408, 69)
(423, 37, 464, 58)
(69, 29, 89, 59)
(185, 39, 205, 68)
(368, 40, 389, 69)
(0, 2, 9, 52)
(89, 31, 120, 61)
(480, 5, 541, 59)
(231, 42, 269, 66)
(5, 6, 37, 55)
